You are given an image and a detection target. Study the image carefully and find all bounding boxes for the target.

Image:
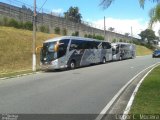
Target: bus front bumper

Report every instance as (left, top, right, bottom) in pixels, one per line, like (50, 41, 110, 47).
(40, 63, 68, 70)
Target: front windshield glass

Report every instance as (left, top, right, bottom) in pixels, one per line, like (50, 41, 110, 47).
(40, 42, 57, 63)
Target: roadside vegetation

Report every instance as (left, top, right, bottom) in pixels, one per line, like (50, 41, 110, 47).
(136, 45, 153, 56)
(130, 65, 160, 116)
(0, 26, 59, 77)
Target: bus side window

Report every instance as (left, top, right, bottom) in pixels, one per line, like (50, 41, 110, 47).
(102, 42, 107, 49)
(116, 46, 119, 54)
(69, 40, 83, 51)
(95, 42, 101, 49)
(58, 39, 70, 58)
(102, 42, 111, 49)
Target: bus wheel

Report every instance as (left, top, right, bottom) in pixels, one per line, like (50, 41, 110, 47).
(119, 56, 122, 61)
(70, 60, 76, 69)
(102, 57, 106, 64)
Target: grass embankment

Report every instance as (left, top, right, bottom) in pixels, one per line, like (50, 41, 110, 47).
(130, 65, 160, 116)
(0, 26, 59, 77)
(136, 45, 153, 56)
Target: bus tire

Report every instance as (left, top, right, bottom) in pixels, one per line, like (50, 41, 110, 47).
(102, 57, 106, 64)
(119, 56, 122, 61)
(70, 60, 76, 69)
(131, 55, 134, 59)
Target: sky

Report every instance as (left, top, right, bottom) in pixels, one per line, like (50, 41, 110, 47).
(1, 0, 159, 38)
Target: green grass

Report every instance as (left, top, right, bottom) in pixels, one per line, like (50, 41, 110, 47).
(130, 65, 160, 115)
(136, 45, 153, 56)
(0, 70, 33, 78)
(0, 26, 60, 75)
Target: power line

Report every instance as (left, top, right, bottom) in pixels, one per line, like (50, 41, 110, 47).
(7, 0, 33, 8)
(5, 0, 49, 12)
(38, 0, 48, 13)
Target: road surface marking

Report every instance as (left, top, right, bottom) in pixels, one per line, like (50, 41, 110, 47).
(95, 62, 160, 120)
(121, 62, 160, 120)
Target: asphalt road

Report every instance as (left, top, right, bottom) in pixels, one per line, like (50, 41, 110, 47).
(0, 55, 159, 115)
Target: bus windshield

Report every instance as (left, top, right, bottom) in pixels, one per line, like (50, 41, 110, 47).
(40, 42, 57, 63)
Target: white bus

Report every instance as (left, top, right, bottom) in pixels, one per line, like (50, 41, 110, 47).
(112, 42, 136, 61)
(39, 36, 112, 70)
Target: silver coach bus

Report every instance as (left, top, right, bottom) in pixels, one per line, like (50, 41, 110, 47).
(39, 36, 112, 70)
(112, 42, 136, 61)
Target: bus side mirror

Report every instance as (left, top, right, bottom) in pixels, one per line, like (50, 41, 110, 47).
(54, 44, 59, 52)
(36, 46, 43, 54)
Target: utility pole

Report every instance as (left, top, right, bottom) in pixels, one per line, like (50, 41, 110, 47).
(104, 16, 106, 41)
(131, 26, 133, 37)
(32, 0, 36, 72)
(131, 26, 133, 43)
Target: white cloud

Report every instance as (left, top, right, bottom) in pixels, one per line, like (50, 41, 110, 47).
(152, 22, 160, 36)
(52, 8, 64, 15)
(91, 18, 148, 38)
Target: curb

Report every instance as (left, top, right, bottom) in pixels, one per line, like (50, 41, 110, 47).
(95, 62, 160, 120)
(0, 71, 41, 80)
(121, 62, 160, 120)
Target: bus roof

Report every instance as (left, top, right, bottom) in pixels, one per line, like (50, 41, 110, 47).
(44, 36, 108, 43)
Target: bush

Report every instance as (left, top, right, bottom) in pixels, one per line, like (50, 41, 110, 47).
(133, 40, 140, 45)
(72, 31, 79, 36)
(8, 18, 19, 28)
(40, 25, 49, 33)
(54, 27, 60, 34)
(84, 34, 104, 40)
(0, 17, 34, 31)
(144, 43, 155, 50)
(96, 35, 104, 40)
(18, 22, 24, 29)
(87, 34, 92, 38)
(84, 34, 88, 38)
(119, 39, 123, 42)
(2, 17, 9, 26)
(24, 21, 33, 30)
(112, 39, 117, 43)
(62, 28, 67, 35)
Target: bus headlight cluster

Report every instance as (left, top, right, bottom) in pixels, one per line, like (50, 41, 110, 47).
(51, 60, 58, 65)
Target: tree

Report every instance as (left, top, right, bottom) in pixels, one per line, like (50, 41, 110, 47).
(99, 0, 159, 9)
(108, 27, 114, 32)
(22, 5, 27, 10)
(64, 6, 82, 23)
(125, 33, 130, 36)
(139, 29, 156, 44)
(149, 4, 160, 28)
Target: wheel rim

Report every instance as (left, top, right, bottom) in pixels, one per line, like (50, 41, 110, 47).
(103, 58, 106, 63)
(120, 56, 122, 60)
(70, 62, 75, 69)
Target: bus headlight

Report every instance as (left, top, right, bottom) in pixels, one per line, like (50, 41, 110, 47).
(51, 59, 58, 65)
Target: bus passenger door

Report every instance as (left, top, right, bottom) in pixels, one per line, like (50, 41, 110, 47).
(58, 39, 70, 68)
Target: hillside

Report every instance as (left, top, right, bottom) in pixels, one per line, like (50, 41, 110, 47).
(136, 45, 153, 56)
(0, 26, 153, 74)
(0, 26, 60, 74)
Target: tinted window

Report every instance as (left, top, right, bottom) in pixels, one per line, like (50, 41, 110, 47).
(70, 40, 84, 50)
(70, 40, 101, 50)
(58, 39, 70, 58)
(102, 42, 111, 49)
(40, 42, 57, 62)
